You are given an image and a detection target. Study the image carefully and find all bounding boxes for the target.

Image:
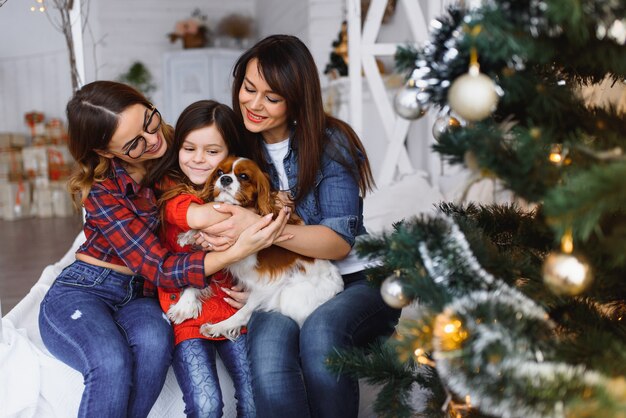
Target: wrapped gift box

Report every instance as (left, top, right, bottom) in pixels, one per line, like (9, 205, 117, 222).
(22, 146, 48, 180)
(32, 179, 53, 218)
(0, 181, 31, 220)
(50, 181, 75, 217)
(47, 145, 72, 181)
(0, 150, 23, 183)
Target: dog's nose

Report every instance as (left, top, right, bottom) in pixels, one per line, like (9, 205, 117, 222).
(220, 176, 233, 186)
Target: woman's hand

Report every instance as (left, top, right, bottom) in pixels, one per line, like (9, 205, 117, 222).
(230, 206, 292, 260)
(275, 191, 294, 211)
(192, 204, 261, 251)
(199, 204, 261, 250)
(221, 284, 249, 309)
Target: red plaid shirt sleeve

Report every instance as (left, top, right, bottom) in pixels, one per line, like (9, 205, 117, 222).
(79, 172, 207, 292)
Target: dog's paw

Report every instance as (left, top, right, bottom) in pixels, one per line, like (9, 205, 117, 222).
(225, 327, 242, 341)
(199, 322, 241, 340)
(167, 298, 203, 324)
(199, 323, 221, 338)
(177, 230, 198, 247)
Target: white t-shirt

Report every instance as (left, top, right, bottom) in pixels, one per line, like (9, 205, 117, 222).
(263, 138, 290, 191)
(264, 137, 369, 275)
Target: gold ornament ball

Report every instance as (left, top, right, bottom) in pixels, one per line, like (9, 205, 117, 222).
(447, 71, 499, 122)
(433, 311, 469, 353)
(542, 252, 593, 296)
(380, 274, 410, 308)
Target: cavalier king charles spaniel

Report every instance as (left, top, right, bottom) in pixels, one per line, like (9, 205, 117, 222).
(174, 156, 344, 340)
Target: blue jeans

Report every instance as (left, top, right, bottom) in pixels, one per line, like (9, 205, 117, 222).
(173, 336, 255, 418)
(247, 272, 401, 418)
(38, 260, 174, 418)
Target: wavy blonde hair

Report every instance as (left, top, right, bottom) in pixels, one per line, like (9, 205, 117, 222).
(65, 81, 173, 204)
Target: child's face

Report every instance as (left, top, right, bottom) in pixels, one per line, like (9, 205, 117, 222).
(179, 125, 229, 185)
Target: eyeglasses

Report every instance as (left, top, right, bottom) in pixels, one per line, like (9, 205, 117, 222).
(121, 106, 162, 159)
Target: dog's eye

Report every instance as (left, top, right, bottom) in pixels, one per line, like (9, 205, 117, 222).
(238, 173, 249, 181)
(217, 169, 224, 176)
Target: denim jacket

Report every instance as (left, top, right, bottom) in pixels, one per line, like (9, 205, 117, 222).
(261, 127, 367, 247)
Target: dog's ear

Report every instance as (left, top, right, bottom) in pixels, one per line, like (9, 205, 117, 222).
(256, 171, 275, 216)
(198, 167, 220, 202)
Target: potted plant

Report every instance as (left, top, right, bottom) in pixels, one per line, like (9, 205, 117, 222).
(169, 9, 210, 49)
(117, 61, 156, 99)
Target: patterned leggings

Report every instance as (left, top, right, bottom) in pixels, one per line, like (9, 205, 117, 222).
(172, 336, 255, 418)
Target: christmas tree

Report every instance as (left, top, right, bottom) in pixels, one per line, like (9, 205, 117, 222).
(329, 1, 626, 417)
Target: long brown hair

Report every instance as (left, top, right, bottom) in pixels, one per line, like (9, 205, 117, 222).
(154, 100, 247, 204)
(66, 80, 173, 203)
(231, 34, 374, 203)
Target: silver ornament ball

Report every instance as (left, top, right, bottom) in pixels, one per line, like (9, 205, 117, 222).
(432, 115, 461, 142)
(447, 69, 499, 122)
(380, 274, 410, 308)
(394, 81, 429, 120)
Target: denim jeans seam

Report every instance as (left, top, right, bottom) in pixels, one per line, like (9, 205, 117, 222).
(40, 302, 94, 410)
(117, 276, 138, 308)
(345, 286, 389, 344)
(55, 262, 111, 288)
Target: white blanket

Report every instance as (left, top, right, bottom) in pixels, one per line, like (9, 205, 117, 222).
(0, 171, 442, 418)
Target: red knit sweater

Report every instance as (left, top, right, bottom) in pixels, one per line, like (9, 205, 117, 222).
(158, 193, 245, 344)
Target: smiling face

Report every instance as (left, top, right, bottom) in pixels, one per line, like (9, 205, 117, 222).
(178, 124, 229, 186)
(238, 58, 289, 144)
(105, 104, 167, 166)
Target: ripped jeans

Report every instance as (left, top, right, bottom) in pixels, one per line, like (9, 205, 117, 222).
(39, 260, 174, 418)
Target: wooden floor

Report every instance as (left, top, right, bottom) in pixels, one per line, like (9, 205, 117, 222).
(0, 213, 83, 316)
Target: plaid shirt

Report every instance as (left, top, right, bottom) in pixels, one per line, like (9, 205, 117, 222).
(77, 159, 207, 296)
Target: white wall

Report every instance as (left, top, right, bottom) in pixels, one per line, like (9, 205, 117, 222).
(0, 0, 445, 181)
(0, 2, 72, 134)
(0, 0, 256, 133)
(255, 0, 344, 89)
(0, 0, 342, 133)
(87, 0, 255, 111)
(256, 0, 309, 41)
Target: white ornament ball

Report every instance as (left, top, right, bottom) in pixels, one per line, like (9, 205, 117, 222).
(542, 252, 593, 296)
(381, 274, 410, 308)
(394, 82, 429, 120)
(447, 70, 499, 121)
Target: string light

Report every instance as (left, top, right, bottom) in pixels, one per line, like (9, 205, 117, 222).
(548, 144, 571, 165)
(561, 228, 574, 254)
(29, 0, 45, 12)
(433, 311, 469, 352)
(447, 393, 474, 417)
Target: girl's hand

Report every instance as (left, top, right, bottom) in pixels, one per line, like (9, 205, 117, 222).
(200, 204, 261, 248)
(221, 284, 249, 309)
(193, 232, 230, 252)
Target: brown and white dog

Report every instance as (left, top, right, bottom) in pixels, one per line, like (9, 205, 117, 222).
(175, 156, 344, 340)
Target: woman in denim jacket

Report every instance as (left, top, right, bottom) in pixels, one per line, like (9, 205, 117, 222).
(200, 34, 402, 418)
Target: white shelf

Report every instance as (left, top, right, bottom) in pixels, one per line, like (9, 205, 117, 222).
(162, 48, 244, 123)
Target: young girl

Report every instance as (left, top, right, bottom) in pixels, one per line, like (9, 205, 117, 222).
(157, 100, 255, 418)
(38, 81, 289, 418)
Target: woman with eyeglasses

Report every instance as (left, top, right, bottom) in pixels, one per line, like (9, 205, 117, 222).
(37, 80, 291, 418)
